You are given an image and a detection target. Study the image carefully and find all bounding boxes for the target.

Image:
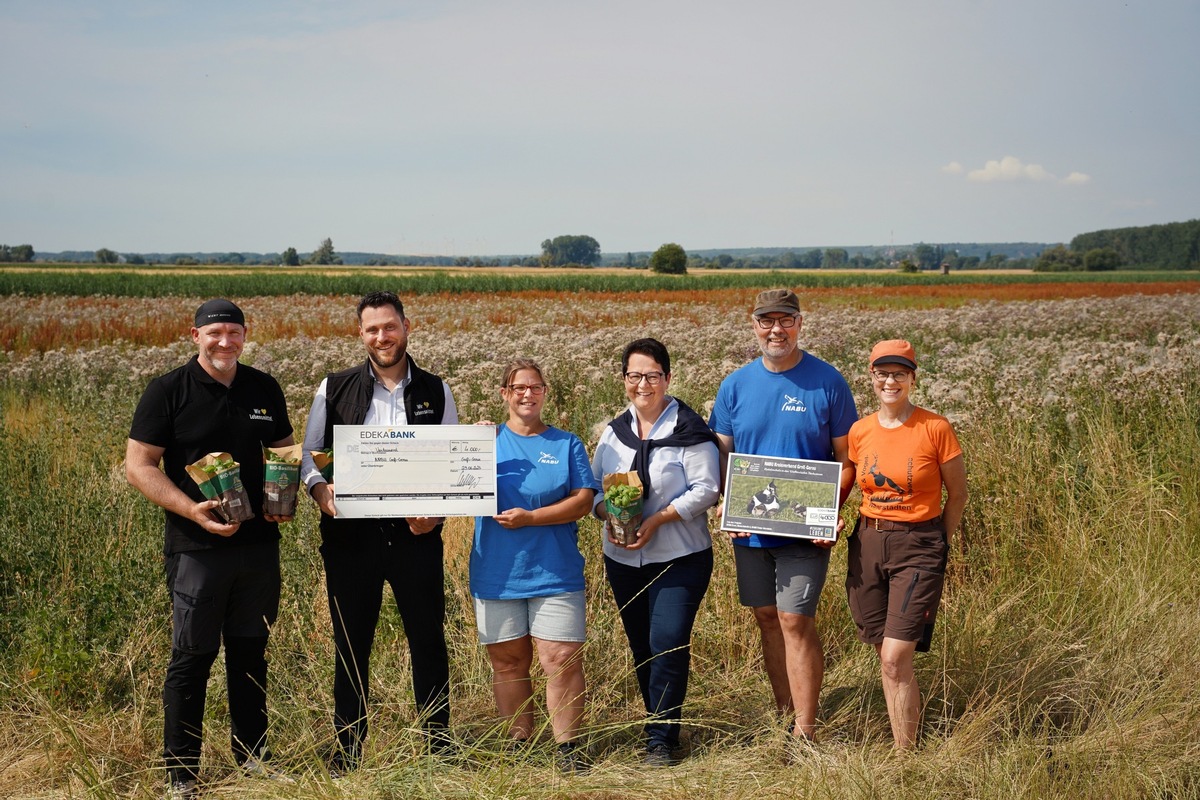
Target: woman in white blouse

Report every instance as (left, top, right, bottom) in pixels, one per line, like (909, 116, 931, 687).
(591, 338, 721, 766)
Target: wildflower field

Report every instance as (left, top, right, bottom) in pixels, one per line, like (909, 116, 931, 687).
(2, 271, 1199, 799)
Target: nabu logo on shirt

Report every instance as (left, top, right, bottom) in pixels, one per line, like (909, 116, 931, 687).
(780, 394, 807, 413)
(538, 451, 559, 465)
(249, 407, 275, 421)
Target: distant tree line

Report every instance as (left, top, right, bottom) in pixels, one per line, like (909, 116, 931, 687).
(665, 245, 1031, 272)
(38, 221, 1200, 271)
(15, 241, 1035, 271)
(73, 239, 347, 267)
(1066, 219, 1200, 270)
(0, 244, 35, 262)
(601, 246, 1017, 272)
(1032, 244, 1121, 272)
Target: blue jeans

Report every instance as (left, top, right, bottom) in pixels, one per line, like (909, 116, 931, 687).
(604, 548, 713, 749)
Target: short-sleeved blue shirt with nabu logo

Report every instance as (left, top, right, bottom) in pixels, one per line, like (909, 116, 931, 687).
(709, 352, 857, 548)
(470, 425, 598, 599)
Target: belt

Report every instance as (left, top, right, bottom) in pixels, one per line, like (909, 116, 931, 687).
(861, 515, 941, 532)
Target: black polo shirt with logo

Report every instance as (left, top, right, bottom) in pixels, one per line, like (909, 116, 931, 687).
(129, 355, 293, 555)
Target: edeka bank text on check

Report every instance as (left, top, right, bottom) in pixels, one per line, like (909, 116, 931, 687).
(331, 424, 498, 518)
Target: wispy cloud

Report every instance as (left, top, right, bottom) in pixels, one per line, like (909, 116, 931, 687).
(968, 156, 1052, 182)
(949, 155, 1091, 186)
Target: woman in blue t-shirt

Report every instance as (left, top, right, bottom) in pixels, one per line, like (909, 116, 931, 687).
(471, 358, 598, 772)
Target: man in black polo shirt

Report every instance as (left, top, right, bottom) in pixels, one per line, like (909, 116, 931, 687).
(126, 299, 294, 799)
(299, 290, 458, 773)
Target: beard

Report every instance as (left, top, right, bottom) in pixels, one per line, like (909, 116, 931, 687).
(367, 344, 406, 370)
(203, 348, 240, 374)
(760, 336, 796, 359)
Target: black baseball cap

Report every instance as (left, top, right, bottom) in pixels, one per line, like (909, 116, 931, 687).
(194, 298, 245, 327)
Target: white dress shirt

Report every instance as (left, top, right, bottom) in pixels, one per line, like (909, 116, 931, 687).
(300, 360, 458, 490)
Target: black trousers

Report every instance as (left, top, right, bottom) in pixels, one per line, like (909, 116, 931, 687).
(320, 521, 450, 760)
(162, 542, 280, 782)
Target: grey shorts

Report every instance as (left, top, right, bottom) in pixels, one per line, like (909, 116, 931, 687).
(733, 541, 831, 617)
(473, 591, 586, 645)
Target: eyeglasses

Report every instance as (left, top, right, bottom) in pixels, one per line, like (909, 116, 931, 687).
(870, 369, 912, 383)
(754, 314, 799, 330)
(506, 383, 547, 395)
(623, 371, 665, 386)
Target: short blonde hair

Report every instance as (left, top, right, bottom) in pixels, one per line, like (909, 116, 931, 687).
(499, 358, 545, 389)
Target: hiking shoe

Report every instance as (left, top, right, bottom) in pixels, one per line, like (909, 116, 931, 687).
(644, 742, 677, 767)
(555, 741, 591, 774)
(164, 778, 197, 800)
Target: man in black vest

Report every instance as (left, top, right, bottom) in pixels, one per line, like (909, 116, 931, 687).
(300, 291, 459, 774)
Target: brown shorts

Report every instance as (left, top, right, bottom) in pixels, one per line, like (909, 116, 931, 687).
(845, 515, 947, 649)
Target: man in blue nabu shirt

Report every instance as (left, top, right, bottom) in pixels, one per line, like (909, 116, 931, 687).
(709, 289, 857, 745)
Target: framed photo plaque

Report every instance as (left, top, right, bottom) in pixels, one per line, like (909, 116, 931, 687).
(720, 453, 841, 542)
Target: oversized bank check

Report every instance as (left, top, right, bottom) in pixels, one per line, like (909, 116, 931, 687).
(332, 424, 498, 518)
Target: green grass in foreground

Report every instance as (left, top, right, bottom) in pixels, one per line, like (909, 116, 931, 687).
(0, 266, 1198, 296)
(3, 384, 1196, 799)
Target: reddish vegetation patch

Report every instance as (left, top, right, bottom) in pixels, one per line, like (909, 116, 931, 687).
(819, 281, 1200, 305)
(2, 282, 1196, 354)
(426, 281, 1200, 308)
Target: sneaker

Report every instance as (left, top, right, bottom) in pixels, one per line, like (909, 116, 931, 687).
(644, 743, 677, 767)
(164, 778, 197, 800)
(555, 741, 591, 775)
(241, 756, 295, 783)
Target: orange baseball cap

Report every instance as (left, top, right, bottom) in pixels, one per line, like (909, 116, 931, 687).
(869, 339, 917, 370)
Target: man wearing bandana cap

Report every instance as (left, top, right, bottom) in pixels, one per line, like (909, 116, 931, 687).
(126, 299, 295, 798)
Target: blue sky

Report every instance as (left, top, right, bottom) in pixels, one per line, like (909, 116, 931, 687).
(2, 0, 1197, 256)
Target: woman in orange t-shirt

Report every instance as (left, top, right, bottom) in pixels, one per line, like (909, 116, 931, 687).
(845, 340, 967, 749)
